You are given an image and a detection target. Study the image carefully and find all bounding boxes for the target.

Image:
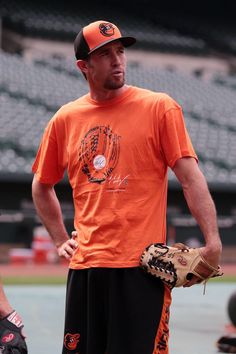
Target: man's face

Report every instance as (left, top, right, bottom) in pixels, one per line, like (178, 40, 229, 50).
(86, 40, 127, 91)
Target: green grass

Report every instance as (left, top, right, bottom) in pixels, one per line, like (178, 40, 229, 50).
(3, 274, 236, 285)
(210, 275, 236, 283)
(3, 276, 67, 285)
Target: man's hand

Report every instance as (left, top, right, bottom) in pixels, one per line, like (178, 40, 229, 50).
(140, 243, 222, 289)
(183, 242, 222, 287)
(57, 237, 78, 260)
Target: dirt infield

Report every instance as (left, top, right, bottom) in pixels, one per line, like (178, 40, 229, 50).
(0, 262, 235, 277)
(221, 263, 236, 276)
(0, 263, 68, 277)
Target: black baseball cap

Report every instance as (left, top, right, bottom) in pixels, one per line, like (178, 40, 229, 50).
(74, 20, 136, 60)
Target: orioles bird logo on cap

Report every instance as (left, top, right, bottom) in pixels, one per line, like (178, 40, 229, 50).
(99, 22, 115, 37)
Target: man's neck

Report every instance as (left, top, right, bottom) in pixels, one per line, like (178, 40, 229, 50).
(89, 84, 128, 102)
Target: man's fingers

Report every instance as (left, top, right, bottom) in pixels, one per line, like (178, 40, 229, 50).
(58, 239, 78, 259)
(67, 238, 78, 248)
(172, 243, 189, 251)
(71, 230, 77, 238)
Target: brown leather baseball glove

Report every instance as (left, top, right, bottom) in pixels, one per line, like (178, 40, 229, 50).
(140, 243, 223, 289)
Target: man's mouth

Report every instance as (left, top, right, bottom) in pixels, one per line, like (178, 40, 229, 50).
(112, 71, 123, 77)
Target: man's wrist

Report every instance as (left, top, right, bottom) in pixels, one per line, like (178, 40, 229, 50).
(55, 235, 70, 248)
(205, 240, 222, 253)
(0, 305, 13, 320)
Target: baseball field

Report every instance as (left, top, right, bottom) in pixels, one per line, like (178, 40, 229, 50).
(2, 263, 236, 354)
(1, 262, 236, 284)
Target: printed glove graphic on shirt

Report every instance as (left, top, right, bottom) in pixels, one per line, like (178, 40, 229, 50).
(79, 125, 120, 184)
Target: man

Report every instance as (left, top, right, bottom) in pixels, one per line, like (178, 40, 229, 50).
(216, 290, 236, 353)
(0, 281, 27, 353)
(32, 20, 222, 354)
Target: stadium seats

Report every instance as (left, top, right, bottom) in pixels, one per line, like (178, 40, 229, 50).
(1, 0, 209, 54)
(1, 0, 236, 255)
(2, 0, 236, 55)
(1, 49, 236, 186)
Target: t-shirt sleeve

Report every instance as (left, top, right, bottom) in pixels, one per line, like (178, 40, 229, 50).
(32, 116, 67, 184)
(159, 96, 198, 168)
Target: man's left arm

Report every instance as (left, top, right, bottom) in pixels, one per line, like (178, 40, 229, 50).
(0, 281, 13, 318)
(0, 281, 28, 353)
(172, 157, 222, 287)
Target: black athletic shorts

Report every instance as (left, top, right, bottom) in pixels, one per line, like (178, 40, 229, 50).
(62, 267, 171, 354)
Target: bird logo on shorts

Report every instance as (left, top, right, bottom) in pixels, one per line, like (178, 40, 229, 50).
(64, 333, 80, 350)
(99, 22, 115, 36)
(79, 125, 120, 184)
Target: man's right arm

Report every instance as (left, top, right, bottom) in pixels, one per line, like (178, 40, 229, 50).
(0, 282, 13, 318)
(32, 175, 78, 259)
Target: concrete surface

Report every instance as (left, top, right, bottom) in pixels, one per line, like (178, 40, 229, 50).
(4, 283, 235, 354)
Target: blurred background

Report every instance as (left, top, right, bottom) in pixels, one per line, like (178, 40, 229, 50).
(0, 0, 236, 267)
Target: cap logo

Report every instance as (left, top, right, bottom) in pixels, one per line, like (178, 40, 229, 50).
(99, 23, 115, 37)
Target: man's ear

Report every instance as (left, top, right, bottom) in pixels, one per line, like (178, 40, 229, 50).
(76, 60, 88, 77)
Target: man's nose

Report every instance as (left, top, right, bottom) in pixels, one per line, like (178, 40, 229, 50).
(111, 52, 121, 65)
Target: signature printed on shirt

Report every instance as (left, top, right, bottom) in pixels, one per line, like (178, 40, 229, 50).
(106, 174, 130, 192)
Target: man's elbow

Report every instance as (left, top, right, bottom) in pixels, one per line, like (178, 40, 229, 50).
(32, 175, 53, 197)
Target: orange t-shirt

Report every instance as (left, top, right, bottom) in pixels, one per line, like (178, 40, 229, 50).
(32, 86, 197, 269)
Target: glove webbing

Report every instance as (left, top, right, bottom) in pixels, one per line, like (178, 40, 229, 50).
(144, 244, 178, 288)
